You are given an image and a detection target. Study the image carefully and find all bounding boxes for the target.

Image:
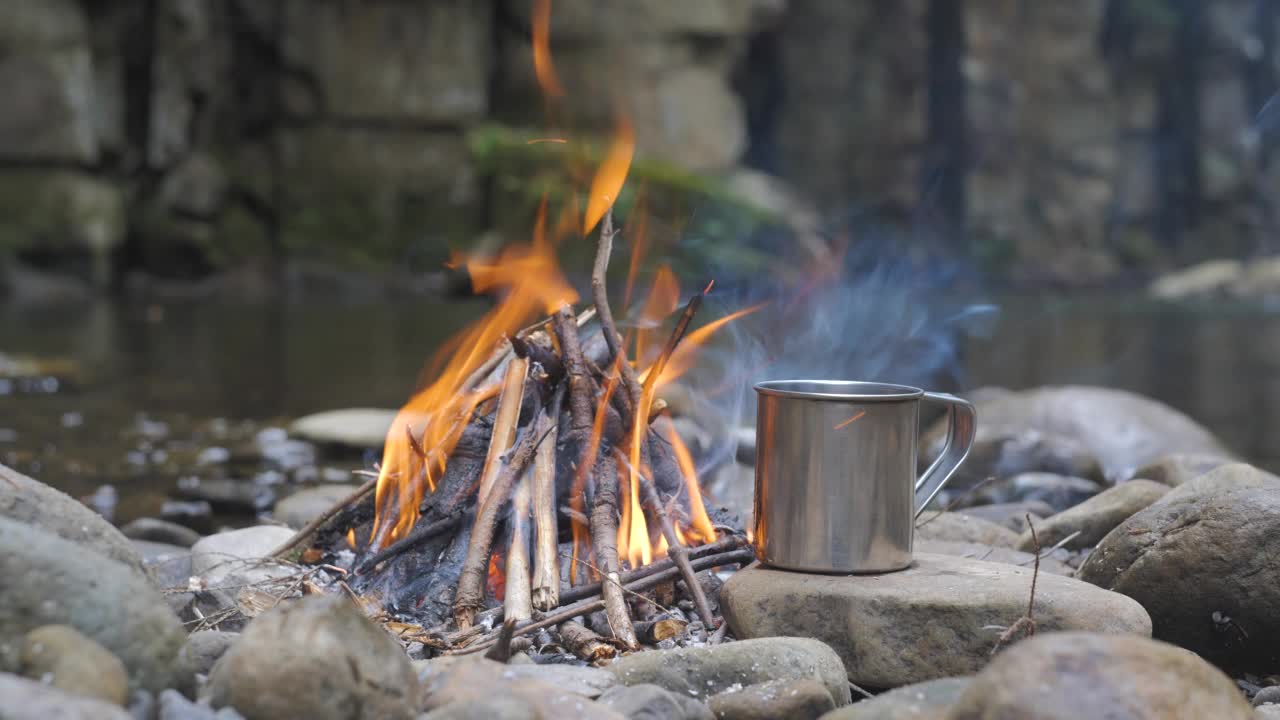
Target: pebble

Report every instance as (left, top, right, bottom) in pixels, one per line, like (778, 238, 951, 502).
(181, 630, 239, 676)
(818, 677, 971, 719)
(608, 637, 850, 705)
(980, 473, 1104, 512)
(597, 683, 714, 720)
(0, 673, 133, 720)
(954, 501, 1055, 531)
(175, 476, 275, 513)
(721, 554, 1151, 688)
(418, 655, 622, 719)
(131, 540, 194, 587)
(158, 689, 246, 719)
(120, 517, 203, 547)
(707, 678, 835, 720)
(19, 625, 129, 706)
(946, 632, 1254, 719)
(207, 595, 419, 720)
(1255, 685, 1280, 707)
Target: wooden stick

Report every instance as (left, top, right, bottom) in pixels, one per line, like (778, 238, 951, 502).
(451, 548, 755, 655)
(352, 511, 465, 576)
(590, 207, 642, 408)
(504, 466, 534, 622)
(478, 357, 529, 503)
(270, 477, 375, 560)
(453, 395, 551, 628)
(530, 412, 560, 611)
(588, 453, 639, 649)
(635, 616, 687, 644)
(552, 305, 594, 437)
(558, 621, 617, 662)
(510, 334, 564, 383)
(484, 619, 518, 663)
(634, 443, 716, 627)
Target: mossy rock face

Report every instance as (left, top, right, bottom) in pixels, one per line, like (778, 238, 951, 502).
(275, 127, 482, 271)
(0, 170, 124, 284)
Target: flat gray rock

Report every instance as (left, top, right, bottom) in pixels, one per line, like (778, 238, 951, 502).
(418, 655, 623, 719)
(289, 408, 397, 449)
(608, 637, 850, 705)
(946, 632, 1254, 719)
(1015, 479, 1169, 552)
(272, 485, 359, 529)
(0, 517, 189, 694)
(914, 513, 1020, 548)
(820, 677, 971, 719)
(0, 673, 133, 720)
(954, 502, 1055, 532)
(190, 526, 297, 587)
(914, 541, 1073, 576)
(1077, 486, 1280, 674)
(721, 554, 1151, 689)
(0, 463, 147, 576)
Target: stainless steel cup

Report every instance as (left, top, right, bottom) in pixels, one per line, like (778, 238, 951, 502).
(752, 380, 976, 573)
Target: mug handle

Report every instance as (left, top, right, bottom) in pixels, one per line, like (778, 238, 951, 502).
(913, 392, 977, 519)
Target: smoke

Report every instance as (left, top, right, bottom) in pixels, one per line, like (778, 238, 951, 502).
(667, 217, 999, 479)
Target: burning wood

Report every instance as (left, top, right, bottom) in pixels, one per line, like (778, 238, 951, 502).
(270, 74, 759, 658)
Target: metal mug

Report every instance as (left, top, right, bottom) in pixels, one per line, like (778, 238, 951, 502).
(752, 380, 977, 574)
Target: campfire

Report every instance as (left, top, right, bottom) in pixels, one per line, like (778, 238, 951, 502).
(269, 6, 760, 655)
(272, 202, 757, 658)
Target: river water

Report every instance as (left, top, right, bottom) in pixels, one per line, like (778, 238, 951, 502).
(3, 294, 1277, 523)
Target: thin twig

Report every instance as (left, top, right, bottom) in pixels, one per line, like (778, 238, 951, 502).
(590, 207, 642, 408)
(914, 475, 1000, 529)
(450, 548, 755, 655)
(991, 514, 1041, 655)
(353, 512, 466, 575)
(270, 478, 376, 560)
(1017, 530, 1081, 566)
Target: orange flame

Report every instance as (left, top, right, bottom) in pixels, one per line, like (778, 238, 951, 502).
(583, 113, 635, 235)
(368, 220, 578, 550)
(345, 528, 357, 550)
(660, 416, 716, 544)
(641, 303, 767, 390)
(531, 0, 564, 99)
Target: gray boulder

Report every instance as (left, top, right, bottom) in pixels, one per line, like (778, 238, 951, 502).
(597, 683, 714, 720)
(1077, 486, 1280, 674)
(1015, 479, 1169, 552)
(609, 637, 850, 705)
(722, 554, 1151, 689)
(418, 655, 622, 719)
(707, 678, 835, 720)
(944, 632, 1254, 719)
(158, 689, 245, 720)
(1151, 462, 1280, 506)
(820, 677, 971, 719)
(0, 463, 146, 575)
(19, 624, 128, 706)
(1128, 453, 1236, 487)
(0, 673, 133, 720)
(208, 595, 418, 720)
(914, 513, 1020, 548)
(0, 517, 189, 694)
(923, 386, 1229, 484)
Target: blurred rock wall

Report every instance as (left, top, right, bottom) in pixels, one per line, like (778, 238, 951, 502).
(0, 0, 1276, 291)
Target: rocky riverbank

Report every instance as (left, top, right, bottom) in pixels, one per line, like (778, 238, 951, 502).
(1, 384, 1279, 718)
